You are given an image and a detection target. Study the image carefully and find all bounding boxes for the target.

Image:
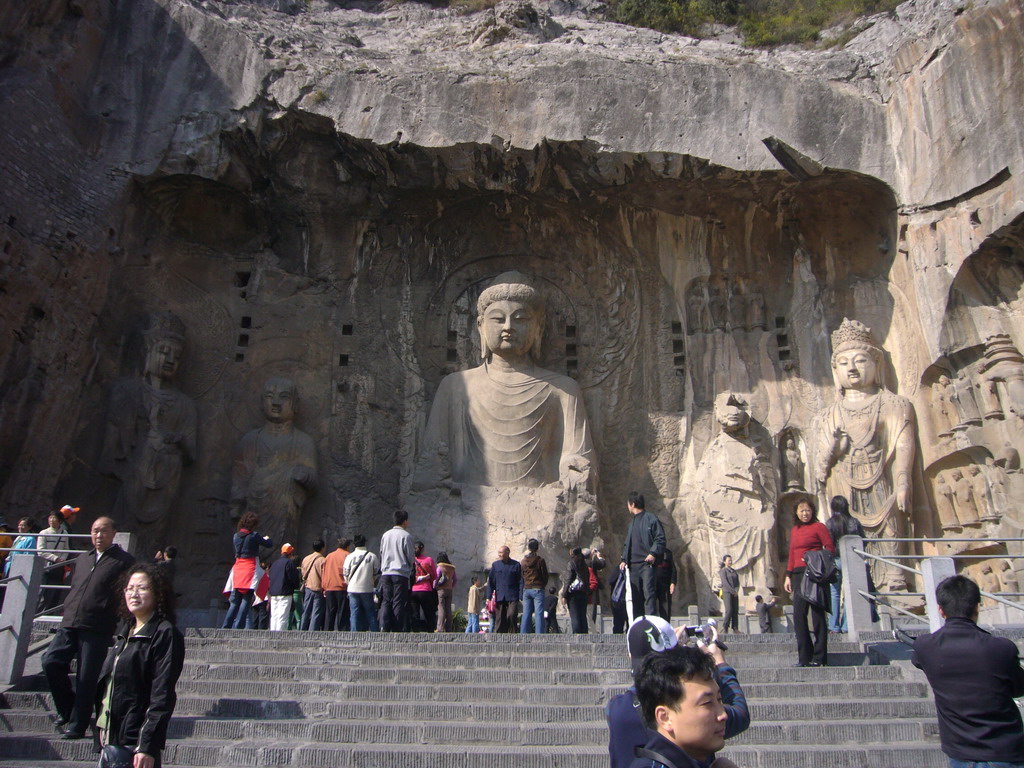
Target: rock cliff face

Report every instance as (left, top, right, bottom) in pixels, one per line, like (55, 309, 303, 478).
(1, 0, 1022, 610)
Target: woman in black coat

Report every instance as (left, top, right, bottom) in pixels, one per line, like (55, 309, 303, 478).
(96, 562, 185, 768)
(560, 547, 591, 634)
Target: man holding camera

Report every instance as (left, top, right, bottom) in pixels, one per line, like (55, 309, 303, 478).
(607, 616, 749, 768)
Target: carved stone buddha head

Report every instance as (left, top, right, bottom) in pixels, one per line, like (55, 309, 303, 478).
(476, 271, 545, 363)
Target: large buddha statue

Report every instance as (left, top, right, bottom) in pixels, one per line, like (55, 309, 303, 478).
(231, 377, 318, 547)
(815, 318, 917, 590)
(413, 271, 593, 490)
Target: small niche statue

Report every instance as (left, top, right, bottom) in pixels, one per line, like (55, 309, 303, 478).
(781, 434, 805, 491)
(104, 312, 197, 554)
(815, 318, 917, 590)
(231, 377, 318, 547)
(413, 271, 593, 490)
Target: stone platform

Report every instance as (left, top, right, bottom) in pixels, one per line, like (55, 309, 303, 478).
(0, 629, 945, 767)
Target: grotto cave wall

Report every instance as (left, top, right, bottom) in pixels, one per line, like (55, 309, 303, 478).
(2, 0, 1024, 611)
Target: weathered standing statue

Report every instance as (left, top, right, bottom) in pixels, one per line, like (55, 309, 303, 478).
(231, 377, 318, 547)
(782, 434, 805, 491)
(693, 392, 779, 598)
(104, 312, 197, 554)
(815, 318, 917, 591)
(413, 271, 593, 490)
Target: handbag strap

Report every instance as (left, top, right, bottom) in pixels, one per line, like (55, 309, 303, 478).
(635, 747, 682, 768)
(349, 551, 369, 578)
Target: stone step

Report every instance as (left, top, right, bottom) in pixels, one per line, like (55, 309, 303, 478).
(722, 743, 948, 768)
(181, 628, 867, 653)
(0, 735, 948, 768)
(174, 659, 897, 685)
(176, 645, 869, 670)
(0, 697, 937, 735)
(3, 673, 928, 715)
(0, 713, 940, 746)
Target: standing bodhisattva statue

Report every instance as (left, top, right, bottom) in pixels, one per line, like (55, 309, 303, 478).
(815, 318, 917, 590)
(413, 271, 593, 489)
(104, 312, 197, 556)
(231, 377, 318, 547)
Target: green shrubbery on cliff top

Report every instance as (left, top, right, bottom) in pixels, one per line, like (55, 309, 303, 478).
(604, 0, 901, 46)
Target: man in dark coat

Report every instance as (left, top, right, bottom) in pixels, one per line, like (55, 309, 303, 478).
(620, 492, 666, 619)
(486, 545, 522, 633)
(42, 516, 135, 739)
(912, 575, 1024, 767)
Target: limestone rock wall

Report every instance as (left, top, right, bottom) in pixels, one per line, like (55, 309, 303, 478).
(2, 0, 1023, 610)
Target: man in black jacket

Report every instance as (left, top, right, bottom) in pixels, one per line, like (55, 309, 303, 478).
(620, 492, 666, 619)
(912, 575, 1024, 767)
(43, 516, 135, 739)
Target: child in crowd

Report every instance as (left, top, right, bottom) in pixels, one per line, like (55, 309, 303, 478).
(755, 594, 777, 633)
(465, 576, 484, 633)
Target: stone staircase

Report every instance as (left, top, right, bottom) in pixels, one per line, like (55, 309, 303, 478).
(0, 628, 945, 767)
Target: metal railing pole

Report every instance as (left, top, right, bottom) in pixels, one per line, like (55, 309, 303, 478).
(921, 557, 957, 632)
(0, 554, 45, 685)
(841, 535, 874, 639)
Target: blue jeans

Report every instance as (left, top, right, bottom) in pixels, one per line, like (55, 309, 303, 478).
(223, 589, 254, 629)
(349, 592, 379, 631)
(465, 613, 480, 633)
(829, 558, 846, 632)
(949, 761, 1024, 768)
(520, 588, 546, 634)
(300, 588, 325, 630)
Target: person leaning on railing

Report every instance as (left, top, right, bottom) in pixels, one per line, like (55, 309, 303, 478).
(3, 517, 38, 578)
(38, 512, 70, 614)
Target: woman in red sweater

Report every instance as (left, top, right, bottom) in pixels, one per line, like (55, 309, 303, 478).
(784, 498, 835, 667)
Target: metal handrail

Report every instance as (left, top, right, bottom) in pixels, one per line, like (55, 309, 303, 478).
(853, 549, 923, 577)
(865, 537, 1024, 543)
(858, 589, 928, 624)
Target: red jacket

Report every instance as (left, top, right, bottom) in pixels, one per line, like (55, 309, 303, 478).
(787, 521, 834, 574)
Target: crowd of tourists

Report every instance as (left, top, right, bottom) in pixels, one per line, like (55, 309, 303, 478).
(3, 489, 1024, 768)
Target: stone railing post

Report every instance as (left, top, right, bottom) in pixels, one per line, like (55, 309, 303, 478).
(114, 531, 134, 556)
(922, 557, 956, 632)
(0, 554, 45, 685)
(840, 535, 874, 639)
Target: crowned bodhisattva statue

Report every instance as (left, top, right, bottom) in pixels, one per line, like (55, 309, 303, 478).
(815, 318, 917, 591)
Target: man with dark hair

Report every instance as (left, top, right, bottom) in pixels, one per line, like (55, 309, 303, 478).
(520, 538, 549, 634)
(322, 537, 352, 631)
(344, 534, 380, 631)
(608, 616, 749, 768)
(379, 510, 415, 632)
(42, 517, 134, 739)
(154, 545, 178, 588)
(656, 547, 677, 623)
(630, 645, 728, 768)
(913, 575, 1024, 768)
(299, 539, 326, 630)
(620, 492, 666, 619)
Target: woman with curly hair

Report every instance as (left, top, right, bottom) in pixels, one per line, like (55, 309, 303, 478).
(95, 562, 185, 768)
(222, 512, 273, 629)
